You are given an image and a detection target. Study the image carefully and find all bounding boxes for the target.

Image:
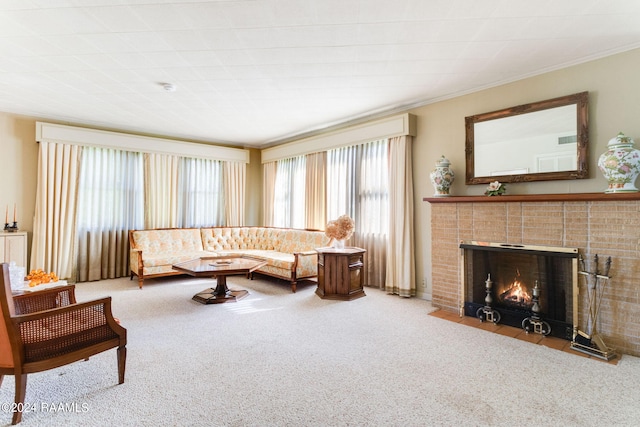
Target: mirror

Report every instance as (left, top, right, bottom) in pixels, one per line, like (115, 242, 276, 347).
(465, 92, 589, 184)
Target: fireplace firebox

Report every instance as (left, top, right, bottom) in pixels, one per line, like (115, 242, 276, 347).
(460, 241, 578, 340)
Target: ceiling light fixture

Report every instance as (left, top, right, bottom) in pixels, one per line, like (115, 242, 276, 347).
(162, 83, 177, 92)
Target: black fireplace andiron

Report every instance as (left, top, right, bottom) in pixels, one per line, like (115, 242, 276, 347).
(522, 281, 551, 335)
(476, 274, 501, 324)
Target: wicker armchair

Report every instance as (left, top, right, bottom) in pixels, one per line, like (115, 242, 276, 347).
(0, 263, 127, 424)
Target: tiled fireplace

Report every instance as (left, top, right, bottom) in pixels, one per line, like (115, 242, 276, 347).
(425, 193, 640, 357)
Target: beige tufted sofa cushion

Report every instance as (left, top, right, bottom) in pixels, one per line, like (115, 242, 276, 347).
(200, 227, 279, 251)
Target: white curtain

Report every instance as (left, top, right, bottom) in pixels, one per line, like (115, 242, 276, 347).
(76, 147, 144, 281)
(178, 157, 225, 228)
(326, 146, 357, 219)
(357, 140, 388, 288)
(224, 161, 245, 226)
(32, 141, 236, 283)
(265, 153, 326, 230)
(273, 156, 306, 228)
(327, 140, 388, 287)
(305, 152, 326, 230)
(31, 141, 82, 280)
(263, 162, 277, 227)
(385, 136, 415, 297)
(144, 153, 180, 229)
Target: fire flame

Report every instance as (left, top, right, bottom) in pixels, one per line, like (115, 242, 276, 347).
(499, 269, 533, 307)
(501, 280, 532, 305)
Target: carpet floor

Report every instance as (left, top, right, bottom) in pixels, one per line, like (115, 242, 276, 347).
(2, 275, 640, 426)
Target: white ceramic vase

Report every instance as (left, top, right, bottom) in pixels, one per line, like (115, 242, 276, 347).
(597, 132, 640, 193)
(429, 155, 455, 196)
(331, 239, 345, 249)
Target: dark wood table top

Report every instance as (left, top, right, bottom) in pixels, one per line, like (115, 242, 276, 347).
(172, 255, 267, 277)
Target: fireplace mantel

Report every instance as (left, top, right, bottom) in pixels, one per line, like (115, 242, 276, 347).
(423, 192, 640, 203)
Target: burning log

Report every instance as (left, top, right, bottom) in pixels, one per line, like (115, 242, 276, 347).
(499, 280, 533, 308)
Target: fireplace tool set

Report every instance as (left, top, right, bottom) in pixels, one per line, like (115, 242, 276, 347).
(571, 254, 617, 361)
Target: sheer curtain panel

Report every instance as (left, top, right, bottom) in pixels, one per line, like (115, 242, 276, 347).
(326, 146, 358, 220)
(76, 147, 144, 281)
(178, 157, 225, 228)
(327, 140, 388, 287)
(356, 140, 388, 288)
(273, 156, 306, 228)
(31, 142, 82, 280)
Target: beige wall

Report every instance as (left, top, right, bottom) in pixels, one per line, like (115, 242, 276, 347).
(0, 114, 39, 261)
(412, 48, 640, 299)
(1, 48, 639, 296)
(245, 148, 263, 226)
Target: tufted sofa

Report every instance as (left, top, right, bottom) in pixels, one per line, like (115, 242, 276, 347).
(129, 227, 330, 292)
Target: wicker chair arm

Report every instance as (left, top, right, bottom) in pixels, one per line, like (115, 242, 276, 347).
(11, 297, 126, 348)
(12, 285, 77, 314)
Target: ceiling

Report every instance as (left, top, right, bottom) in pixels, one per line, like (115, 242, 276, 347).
(1, 0, 640, 148)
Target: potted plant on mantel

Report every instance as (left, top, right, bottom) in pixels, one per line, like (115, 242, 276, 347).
(484, 181, 506, 196)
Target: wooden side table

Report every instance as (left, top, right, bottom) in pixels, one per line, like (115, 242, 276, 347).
(316, 247, 366, 300)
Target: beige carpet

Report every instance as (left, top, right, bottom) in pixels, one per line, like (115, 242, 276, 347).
(2, 274, 640, 426)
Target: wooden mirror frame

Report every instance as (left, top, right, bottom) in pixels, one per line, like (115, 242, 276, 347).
(465, 91, 589, 184)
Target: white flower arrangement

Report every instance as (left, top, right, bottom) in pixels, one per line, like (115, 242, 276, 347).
(484, 181, 506, 196)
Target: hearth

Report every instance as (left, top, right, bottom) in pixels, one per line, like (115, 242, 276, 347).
(460, 241, 578, 340)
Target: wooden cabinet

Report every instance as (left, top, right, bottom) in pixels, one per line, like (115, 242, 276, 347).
(316, 247, 365, 300)
(0, 231, 27, 268)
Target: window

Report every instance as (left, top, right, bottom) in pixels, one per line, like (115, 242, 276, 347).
(76, 148, 226, 281)
(358, 140, 389, 236)
(273, 156, 306, 228)
(77, 146, 144, 234)
(327, 139, 388, 236)
(326, 139, 389, 286)
(178, 157, 225, 227)
(76, 146, 144, 281)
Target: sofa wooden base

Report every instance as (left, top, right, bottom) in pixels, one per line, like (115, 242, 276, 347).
(130, 270, 184, 289)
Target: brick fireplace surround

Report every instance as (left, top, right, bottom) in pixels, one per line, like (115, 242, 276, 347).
(425, 193, 640, 357)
